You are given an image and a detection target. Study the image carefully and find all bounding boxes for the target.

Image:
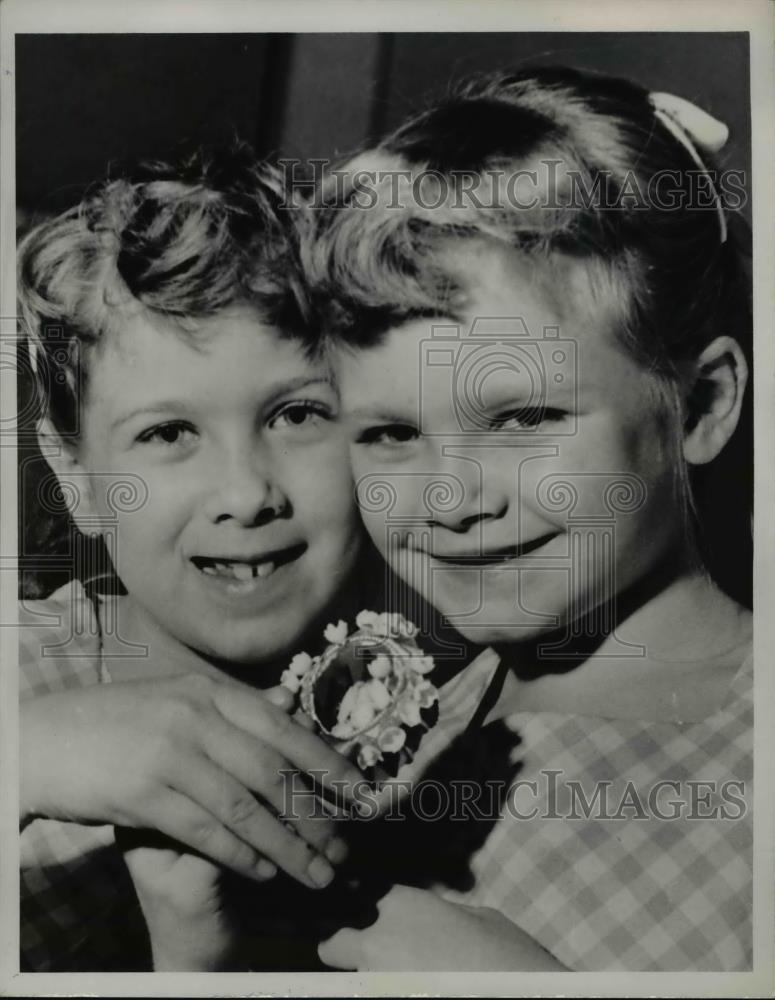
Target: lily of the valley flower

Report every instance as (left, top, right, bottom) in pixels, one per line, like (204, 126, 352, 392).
(289, 651, 314, 677)
(415, 678, 439, 708)
(355, 610, 381, 631)
(366, 677, 391, 710)
(367, 654, 391, 679)
(282, 610, 439, 774)
(408, 655, 435, 675)
(357, 743, 382, 769)
(397, 698, 423, 728)
(279, 669, 301, 694)
(350, 699, 377, 730)
(377, 726, 407, 753)
(323, 620, 349, 645)
(331, 720, 356, 740)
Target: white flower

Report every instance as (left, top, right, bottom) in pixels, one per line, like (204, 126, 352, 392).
(397, 698, 423, 728)
(289, 652, 313, 677)
(357, 743, 383, 769)
(355, 610, 380, 631)
(408, 655, 435, 675)
(371, 613, 400, 637)
(366, 678, 391, 710)
(280, 669, 301, 694)
(367, 654, 392, 679)
(377, 726, 406, 753)
(323, 620, 349, 645)
(331, 721, 356, 740)
(337, 684, 360, 723)
(415, 680, 439, 708)
(351, 700, 377, 731)
(384, 672, 402, 696)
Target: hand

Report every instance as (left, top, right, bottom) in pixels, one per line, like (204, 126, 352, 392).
(117, 827, 240, 971)
(21, 674, 361, 889)
(318, 884, 566, 971)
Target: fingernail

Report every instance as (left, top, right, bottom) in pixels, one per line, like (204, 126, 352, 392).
(324, 837, 348, 864)
(256, 858, 277, 880)
(307, 854, 335, 888)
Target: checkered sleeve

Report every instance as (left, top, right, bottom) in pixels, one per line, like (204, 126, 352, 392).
(19, 580, 103, 700)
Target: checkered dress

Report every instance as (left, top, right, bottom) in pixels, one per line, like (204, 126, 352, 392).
(437, 654, 753, 971)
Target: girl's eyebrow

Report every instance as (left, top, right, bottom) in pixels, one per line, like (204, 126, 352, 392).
(110, 402, 192, 432)
(261, 375, 336, 409)
(346, 406, 417, 424)
(110, 377, 335, 431)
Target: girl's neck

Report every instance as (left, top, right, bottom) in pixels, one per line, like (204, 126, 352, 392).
(600, 568, 751, 664)
(493, 564, 752, 723)
(99, 596, 241, 684)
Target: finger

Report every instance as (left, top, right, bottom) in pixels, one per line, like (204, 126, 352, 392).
(263, 685, 294, 712)
(293, 710, 317, 732)
(197, 713, 345, 854)
(213, 686, 365, 800)
(120, 840, 181, 877)
(172, 754, 341, 890)
(318, 928, 362, 970)
(149, 789, 278, 882)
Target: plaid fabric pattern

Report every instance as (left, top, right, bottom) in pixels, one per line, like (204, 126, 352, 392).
(19, 582, 148, 971)
(438, 654, 753, 971)
(19, 581, 103, 699)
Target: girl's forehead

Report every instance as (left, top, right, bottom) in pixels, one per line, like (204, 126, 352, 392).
(92, 303, 311, 361)
(84, 305, 332, 411)
(437, 236, 633, 337)
(334, 239, 656, 421)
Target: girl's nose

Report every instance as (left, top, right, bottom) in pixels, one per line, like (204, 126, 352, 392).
(204, 449, 289, 527)
(426, 452, 508, 533)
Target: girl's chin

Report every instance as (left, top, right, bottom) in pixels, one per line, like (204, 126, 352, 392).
(452, 623, 562, 646)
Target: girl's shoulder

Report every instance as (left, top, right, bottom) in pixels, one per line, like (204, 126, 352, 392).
(19, 579, 103, 699)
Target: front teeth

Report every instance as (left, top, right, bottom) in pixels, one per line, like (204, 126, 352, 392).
(200, 560, 277, 581)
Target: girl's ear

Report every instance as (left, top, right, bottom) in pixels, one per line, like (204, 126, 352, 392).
(36, 416, 99, 535)
(682, 336, 748, 466)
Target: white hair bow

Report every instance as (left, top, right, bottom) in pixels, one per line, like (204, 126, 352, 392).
(648, 91, 729, 243)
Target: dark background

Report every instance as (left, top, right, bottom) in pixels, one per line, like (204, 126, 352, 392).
(15, 33, 752, 604)
(17, 33, 751, 217)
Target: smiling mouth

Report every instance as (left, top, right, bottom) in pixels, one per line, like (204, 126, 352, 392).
(427, 532, 558, 567)
(191, 543, 307, 585)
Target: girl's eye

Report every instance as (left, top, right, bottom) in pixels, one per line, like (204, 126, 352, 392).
(136, 421, 198, 447)
(268, 400, 332, 431)
(493, 407, 567, 429)
(356, 424, 419, 447)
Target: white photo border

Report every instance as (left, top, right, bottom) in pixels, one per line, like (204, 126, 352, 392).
(1, 1, 773, 996)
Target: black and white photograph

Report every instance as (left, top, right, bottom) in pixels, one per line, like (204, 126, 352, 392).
(1, 0, 773, 995)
